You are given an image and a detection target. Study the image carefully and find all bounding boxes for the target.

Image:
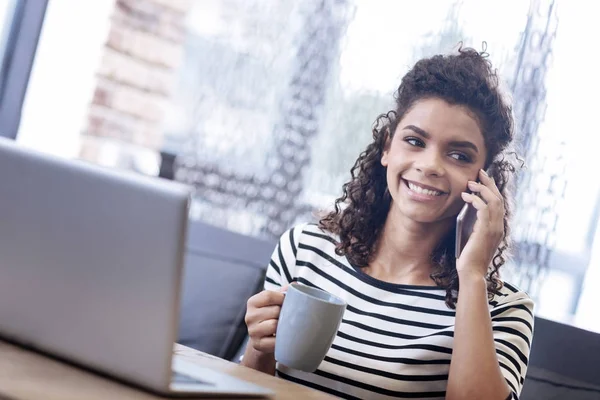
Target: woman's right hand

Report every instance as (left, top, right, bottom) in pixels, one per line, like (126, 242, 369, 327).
(244, 287, 287, 354)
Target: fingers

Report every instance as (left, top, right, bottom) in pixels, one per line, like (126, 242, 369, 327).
(248, 318, 279, 341)
(479, 169, 503, 199)
(462, 182, 505, 241)
(461, 192, 490, 226)
(253, 336, 276, 354)
(245, 305, 282, 325)
(245, 290, 284, 327)
(247, 289, 285, 309)
(467, 181, 499, 205)
(456, 170, 505, 267)
(245, 289, 286, 354)
(467, 180, 504, 222)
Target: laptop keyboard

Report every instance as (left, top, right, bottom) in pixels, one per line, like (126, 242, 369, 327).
(172, 371, 213, 386)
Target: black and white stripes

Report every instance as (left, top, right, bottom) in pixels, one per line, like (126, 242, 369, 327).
(264, 223, 534, 399)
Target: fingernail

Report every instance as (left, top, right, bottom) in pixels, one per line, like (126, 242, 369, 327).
(480, 169, 488, 177)
(468, 181, 477, 187)
(461, 192, 469, 198)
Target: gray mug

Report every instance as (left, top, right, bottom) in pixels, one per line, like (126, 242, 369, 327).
(274, 283, 347, 372)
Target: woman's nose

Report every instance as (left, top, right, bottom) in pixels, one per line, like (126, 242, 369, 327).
(415, 151, 445, 176)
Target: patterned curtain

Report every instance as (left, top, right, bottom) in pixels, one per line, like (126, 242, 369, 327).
(504, 0, 562, 298)
(172, 0, 353, 236)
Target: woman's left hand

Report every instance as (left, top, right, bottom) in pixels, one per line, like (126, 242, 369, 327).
(456, 169, 505, 278)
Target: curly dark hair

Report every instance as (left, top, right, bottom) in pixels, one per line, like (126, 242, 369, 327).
(319, 45, 521, 308)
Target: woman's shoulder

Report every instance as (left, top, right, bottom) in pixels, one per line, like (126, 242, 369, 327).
(493, 279, 535, 310)
(283, 222, 340, 249)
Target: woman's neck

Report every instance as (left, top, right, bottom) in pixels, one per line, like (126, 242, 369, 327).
(366, 205, 453, 286)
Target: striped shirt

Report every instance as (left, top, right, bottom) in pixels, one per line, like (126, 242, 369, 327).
(264, 223, 534, 400)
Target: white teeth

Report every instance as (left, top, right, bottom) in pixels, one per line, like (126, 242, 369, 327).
(407, 182, 442, 196)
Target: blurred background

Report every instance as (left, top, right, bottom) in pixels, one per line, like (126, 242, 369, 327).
(1, 0, 598, 334)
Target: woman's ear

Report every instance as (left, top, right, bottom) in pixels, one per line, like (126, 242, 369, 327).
(381, 130, 392, 167)
(381, 149, 389, 167)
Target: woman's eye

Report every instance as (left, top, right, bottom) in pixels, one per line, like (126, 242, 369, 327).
(449, 152, 472, 163)
(404, 137, 424, 147)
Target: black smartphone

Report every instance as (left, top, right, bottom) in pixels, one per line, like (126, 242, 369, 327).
(455, 168, 492, 259)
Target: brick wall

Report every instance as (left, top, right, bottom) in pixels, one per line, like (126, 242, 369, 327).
(80, 0, 190, 175)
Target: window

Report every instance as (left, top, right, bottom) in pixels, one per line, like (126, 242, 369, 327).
(0, 0, 16, 74)
(0, 0, 48, 139)
(15, 0, 600, 329)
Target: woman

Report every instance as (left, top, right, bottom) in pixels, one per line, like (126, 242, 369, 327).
(243, 46, 533, 400)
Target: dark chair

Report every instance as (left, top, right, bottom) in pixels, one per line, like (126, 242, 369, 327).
(177, 219, 275, 361)
(520, 317, 600, 399)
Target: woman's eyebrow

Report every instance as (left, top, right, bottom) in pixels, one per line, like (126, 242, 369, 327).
(449, 140, 479, 153)
(403, 125, 479, 153)
(403, 124, 430, 139)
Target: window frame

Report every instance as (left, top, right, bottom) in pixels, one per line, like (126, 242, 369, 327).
(0, 0, 48, 139)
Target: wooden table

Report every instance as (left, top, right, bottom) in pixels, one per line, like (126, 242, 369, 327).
(0, 341, 337, 400)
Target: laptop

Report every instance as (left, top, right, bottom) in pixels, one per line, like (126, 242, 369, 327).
(0, 138, 272, 397)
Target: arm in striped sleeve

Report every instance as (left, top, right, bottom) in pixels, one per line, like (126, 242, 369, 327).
(491, 291, 535, 399)
(263, 223, 305, 291)
(240, 224, 305, 370)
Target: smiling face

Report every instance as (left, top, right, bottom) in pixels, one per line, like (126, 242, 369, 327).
(381, 97, 487, 224)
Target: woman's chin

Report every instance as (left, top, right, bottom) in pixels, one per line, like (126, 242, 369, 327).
(390, 202, 456, 225)
(397, 207, 443, 224)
